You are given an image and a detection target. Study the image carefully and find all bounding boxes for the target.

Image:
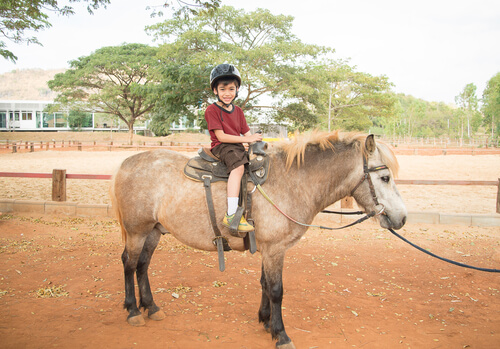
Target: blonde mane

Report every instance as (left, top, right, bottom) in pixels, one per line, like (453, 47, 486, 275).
(278, 130, 399, 177)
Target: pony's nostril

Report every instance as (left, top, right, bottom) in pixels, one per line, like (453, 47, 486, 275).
(402, 216, 407, 226)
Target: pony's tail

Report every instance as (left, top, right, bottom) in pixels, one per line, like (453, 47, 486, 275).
(109, 175, 127, 243)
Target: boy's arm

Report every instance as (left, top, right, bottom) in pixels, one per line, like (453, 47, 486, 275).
(214, 129, 262, 144)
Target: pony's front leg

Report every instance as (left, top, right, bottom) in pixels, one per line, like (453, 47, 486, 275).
(260, 252, 295, 349)
(258, 264, 271, 331)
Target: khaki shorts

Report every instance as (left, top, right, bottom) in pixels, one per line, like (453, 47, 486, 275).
(212, 143, 248, 174)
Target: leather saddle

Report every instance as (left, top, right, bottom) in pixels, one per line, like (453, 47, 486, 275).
(184, 142, 269, 185)
(183, 142, 269, 272)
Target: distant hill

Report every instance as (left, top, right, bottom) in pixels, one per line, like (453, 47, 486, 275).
(0, 68, 65, 101)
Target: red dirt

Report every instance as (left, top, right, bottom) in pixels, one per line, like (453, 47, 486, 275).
(0, 213, 498, 348)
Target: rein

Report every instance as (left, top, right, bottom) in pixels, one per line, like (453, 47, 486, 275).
(386, 228, 500, 273)
(253, 154, 500, 273)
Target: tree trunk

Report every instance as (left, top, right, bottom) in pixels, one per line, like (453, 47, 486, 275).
(128, 126, 134, 145)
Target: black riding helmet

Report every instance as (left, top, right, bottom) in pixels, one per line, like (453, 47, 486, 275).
(210, 63, 242, 90)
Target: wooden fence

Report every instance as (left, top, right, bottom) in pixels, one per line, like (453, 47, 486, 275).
(0, 140, 207, 153)
(1, 171, 499, 213)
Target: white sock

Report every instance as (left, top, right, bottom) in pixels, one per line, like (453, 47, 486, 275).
(227, 197, 239, 216)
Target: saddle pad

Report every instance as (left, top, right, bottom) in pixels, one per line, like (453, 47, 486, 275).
(184, 155, 270, 184)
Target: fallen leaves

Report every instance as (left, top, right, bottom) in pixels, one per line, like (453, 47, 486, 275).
(35, 285, 68, 298)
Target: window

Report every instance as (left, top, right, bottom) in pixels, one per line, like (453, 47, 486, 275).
(10, 112, 20, 121)
(0, 112, 6, 128)
(22, 112, 33, 121)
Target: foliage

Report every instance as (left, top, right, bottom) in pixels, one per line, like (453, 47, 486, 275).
(146, 6, 333, 132)
(147, 0, 220, 18)
(0, 0, 110, 62)
(317, 63, 396, 132)
(378, 94, 456, 138)
(146, 6, 396, 133)
(455, 83, 481, 138)
(482, 72, 500, 140)
(47, 43, 161, 143)
(67, 110, 92, 130)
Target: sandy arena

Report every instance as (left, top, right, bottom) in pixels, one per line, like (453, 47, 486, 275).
(0, 140, 499, 348)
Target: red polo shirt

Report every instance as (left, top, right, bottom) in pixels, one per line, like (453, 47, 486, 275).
(205, 103, 250, 149)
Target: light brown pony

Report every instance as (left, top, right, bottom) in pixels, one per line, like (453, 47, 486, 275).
(111, 131, 407, 348)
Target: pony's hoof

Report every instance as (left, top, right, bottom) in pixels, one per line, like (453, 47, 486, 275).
(277, 341, 296, 349)
(149, 309, 166, 321)
(127, 314, 146, 326)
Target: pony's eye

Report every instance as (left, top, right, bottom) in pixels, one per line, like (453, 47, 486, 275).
(381, 176, 390, 183)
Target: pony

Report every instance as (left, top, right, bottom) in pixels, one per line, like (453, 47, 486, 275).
(110, 131, 407, 348)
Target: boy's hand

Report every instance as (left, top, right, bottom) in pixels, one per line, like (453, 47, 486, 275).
(249, 133, 263, 143)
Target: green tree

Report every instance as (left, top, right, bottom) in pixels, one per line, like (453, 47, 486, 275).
(377, 94, 457, 139)
(146, 6, 333, 132)
(68, 110, 92, 130)
(48, 43, 161, 143)
(1, 0, 220, 63)
(482, 72, 500, 140)
(319, 63, 396, 132)
(455, 83, 480, 138)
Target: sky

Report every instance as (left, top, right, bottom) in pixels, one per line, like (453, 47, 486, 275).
(1, 0, 499, 105)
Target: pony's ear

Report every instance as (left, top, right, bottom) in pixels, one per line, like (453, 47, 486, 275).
(365, 134, 376, 155)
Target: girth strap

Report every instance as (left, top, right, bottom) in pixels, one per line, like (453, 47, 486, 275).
(203, 176, 231, 272)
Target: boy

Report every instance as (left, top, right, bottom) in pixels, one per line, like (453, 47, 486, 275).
(205, 63, 263, 232)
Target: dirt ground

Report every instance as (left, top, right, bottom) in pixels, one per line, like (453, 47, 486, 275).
(0, 132, 499, 348)
(0, 214, 499, 349)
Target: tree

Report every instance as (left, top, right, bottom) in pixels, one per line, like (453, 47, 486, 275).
(1, 0, 220, 63)
(48, 43, 161, 143)
(482, 72, 500, 140)
(455, 83, 480, 138)
(318, 63, 396, 132)
(68, 110, 92, 130)
(146, 6, 333, 132)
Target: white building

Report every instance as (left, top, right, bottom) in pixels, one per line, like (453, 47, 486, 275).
(0, 100, 94, 131)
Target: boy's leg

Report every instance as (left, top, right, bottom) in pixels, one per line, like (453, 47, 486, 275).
(227, 164, 244, 199)
(224, 164, 254, 232)
(226, 165, 243, 215)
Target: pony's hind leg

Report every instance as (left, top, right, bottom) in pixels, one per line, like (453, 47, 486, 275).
(137, 227, 165, 321)
(122, 234, 148, 326)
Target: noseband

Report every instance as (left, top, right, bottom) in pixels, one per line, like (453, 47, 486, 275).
(350, 156, 388, 216)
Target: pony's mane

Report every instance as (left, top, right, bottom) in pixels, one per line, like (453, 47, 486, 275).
(277, 130, 399, 177)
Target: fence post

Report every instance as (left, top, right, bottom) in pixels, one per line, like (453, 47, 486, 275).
(341, 196, 354, 209)
(497, 178, 500, 214)
(12, 143, 17, 153)
(78, 142, 82, 151)
(30, 142, 34, 152)
(52, 169, 67, 202)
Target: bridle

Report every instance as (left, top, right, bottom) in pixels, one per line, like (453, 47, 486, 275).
(349, 156, 388, 217)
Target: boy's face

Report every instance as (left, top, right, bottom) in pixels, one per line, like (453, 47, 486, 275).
(214, 81, 238, 105)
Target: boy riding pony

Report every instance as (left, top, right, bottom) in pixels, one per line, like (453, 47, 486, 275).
(204, 63, 263, 232)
